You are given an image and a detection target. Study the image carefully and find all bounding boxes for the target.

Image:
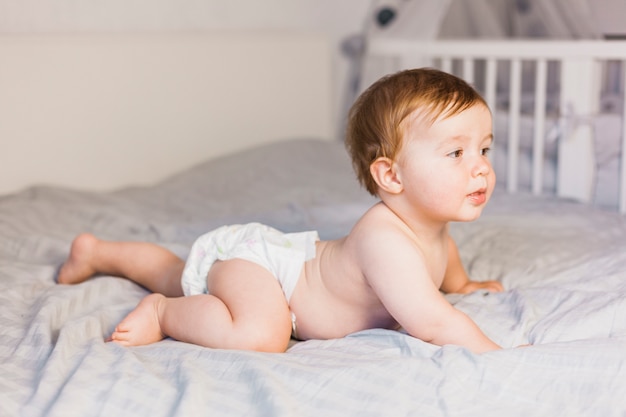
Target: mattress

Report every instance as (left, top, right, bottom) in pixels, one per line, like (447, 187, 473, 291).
(2, 139, 626, 416)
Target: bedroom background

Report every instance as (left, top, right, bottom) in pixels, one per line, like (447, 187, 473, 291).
(1, 0, 624, 196)
(4, 2, 626, 416)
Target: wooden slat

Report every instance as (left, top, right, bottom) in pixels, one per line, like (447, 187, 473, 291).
(462, 57, 474, 85)
(532, 59, 548, 195)
(507, 59, 522, 193)
(484, 59, 498, 167)
(484, 59, 498, 111)
(368, 39, 626, 61)
(619, 59, 626, 214)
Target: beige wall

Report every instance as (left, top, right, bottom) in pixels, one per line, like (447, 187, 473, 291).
(0, 0, 372, 136)
(0, 33, 333, 193)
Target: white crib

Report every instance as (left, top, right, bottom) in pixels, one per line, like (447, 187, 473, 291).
(367, 38, 626, 213)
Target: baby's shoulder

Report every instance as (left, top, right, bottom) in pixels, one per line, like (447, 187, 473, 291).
(349, 207, 421, 255)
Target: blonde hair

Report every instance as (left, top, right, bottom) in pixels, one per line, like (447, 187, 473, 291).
(345, 68, 488, 196)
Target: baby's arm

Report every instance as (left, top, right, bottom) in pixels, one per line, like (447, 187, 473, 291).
(440, 236, 503, 294)
(361, 232, 501, 353)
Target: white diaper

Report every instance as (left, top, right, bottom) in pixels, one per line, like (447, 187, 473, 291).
(181, 223, 319, 303)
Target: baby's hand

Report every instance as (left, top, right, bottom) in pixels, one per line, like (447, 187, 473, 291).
(457, 280, 504, 294)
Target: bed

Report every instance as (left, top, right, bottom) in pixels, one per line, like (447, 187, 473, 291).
(3, 33, 626, 417)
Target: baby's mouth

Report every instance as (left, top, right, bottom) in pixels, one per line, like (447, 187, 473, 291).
(467, 188, 487, 204)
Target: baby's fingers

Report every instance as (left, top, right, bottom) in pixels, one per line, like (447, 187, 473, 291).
(478, 280, 504, 292)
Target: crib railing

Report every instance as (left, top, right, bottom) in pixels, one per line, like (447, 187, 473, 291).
(367, 39, 626, 213)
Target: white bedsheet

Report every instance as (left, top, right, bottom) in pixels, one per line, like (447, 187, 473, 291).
(2, 139, 626, 416)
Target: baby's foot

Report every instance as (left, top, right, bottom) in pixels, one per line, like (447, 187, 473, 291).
(57, 233, 98, 284)
(109, 293, 166, 346)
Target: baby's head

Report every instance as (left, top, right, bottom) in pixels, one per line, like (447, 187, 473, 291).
(346, 68, 488, 196)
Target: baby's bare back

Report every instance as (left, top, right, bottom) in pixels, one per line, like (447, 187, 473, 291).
(288, 236, 399, 340)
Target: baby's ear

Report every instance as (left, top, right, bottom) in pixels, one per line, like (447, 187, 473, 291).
(369, 157, 403, 194)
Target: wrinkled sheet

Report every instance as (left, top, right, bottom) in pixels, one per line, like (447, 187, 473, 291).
(2, 139, 626, 417)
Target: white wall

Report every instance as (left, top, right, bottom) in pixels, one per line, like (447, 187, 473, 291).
(0, 0, 372, 136)
(0, 1, 368, 33)
(0, 32, 335, 194)
(2, 0, 623, 115)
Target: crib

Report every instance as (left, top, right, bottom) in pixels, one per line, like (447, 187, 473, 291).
(367, 38, 626, 213)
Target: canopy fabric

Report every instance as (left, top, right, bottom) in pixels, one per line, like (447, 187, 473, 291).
(343, 0, 604, 119)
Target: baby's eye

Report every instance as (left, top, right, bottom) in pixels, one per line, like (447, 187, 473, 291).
(447, 149, 463, 158)
(481, 147, 491, 156)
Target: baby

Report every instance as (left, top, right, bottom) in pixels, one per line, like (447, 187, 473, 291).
(58, 68, 503, 353)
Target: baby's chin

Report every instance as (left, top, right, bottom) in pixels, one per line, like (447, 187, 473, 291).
(456, 205, 489, 222)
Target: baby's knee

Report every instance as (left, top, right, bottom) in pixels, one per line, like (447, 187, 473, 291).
(236, 323, 291, 353)
(70, 233, 98, 256)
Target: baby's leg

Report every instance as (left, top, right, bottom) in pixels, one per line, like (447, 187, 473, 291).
(57, 233, 185, 297)
(110, 293, 230, 347)
(110, 258, 293, 352)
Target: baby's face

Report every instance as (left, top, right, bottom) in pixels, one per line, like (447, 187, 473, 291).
(394, 103, 495, 223)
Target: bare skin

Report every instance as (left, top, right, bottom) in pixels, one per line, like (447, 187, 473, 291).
(58, 234, 292, 352)
(58, 103, 504, 353)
